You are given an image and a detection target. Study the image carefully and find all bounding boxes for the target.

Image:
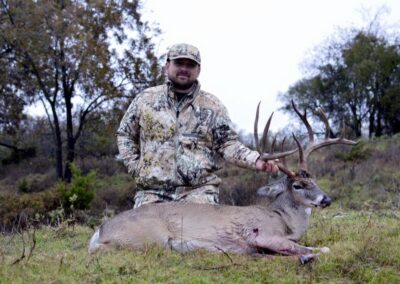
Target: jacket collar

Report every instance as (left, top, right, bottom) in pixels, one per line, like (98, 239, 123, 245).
(165, 80, 201, 112)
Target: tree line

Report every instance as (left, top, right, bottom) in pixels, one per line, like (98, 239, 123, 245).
(280, 24, 400, 138)
(1, 2, 400, 182)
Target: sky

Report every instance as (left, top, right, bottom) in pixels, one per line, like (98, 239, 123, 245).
(142, 0, 400, 133)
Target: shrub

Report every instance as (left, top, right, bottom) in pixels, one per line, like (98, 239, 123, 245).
(335, 140, 371, 162)
(89, 173, 136, 216)
(57, 164, 96, 213)
(0, 190, 60, 231)
(18, 178, 29, 193)
(16, 173, 56, 193)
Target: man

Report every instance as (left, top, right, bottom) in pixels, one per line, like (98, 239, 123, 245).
(117, 43, 278, 208)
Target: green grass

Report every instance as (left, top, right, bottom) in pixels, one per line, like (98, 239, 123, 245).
(1, 209, 399, 283)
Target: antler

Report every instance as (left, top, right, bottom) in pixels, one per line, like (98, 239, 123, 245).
(254, 102, 297, 177)
(291, 100, 358, 170)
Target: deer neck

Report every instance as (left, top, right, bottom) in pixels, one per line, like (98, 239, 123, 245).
(269, 190, 311, 241)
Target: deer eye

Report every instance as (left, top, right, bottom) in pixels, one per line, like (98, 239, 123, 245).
(293, 184, 303, 190)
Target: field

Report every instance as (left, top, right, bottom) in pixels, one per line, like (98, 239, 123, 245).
(1, 207, 399, 283)
(1, 136, 400, 283)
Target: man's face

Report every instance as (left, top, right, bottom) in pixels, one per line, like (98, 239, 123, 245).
(165, 58, 201, 90)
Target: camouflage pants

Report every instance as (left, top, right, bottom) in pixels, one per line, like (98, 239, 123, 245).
(133, 185, 219, 208)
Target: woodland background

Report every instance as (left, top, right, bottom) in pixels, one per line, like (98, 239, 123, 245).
(0, 1, 399, 282)
(1, 0, 400, 227)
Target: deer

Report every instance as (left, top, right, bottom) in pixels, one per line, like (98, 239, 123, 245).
(88, 101, 357, 264)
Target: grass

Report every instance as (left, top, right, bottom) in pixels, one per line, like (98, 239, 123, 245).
(1, 136, 400, 283)
(1, 208, 399, 283)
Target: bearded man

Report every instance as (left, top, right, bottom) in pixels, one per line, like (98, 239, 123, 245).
(117, 43, 278, 208)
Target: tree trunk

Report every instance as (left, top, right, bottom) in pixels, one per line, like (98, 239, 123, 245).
(51, 103, 64, 180)
(63, 89, 75, 182)
(368, 107, 375, 138)
(350, 104, 362, 137)
(375, 103, 383, 137)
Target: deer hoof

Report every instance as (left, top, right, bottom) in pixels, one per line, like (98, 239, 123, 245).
(320, 247, 330, 254)
(299, 254, 315, 265)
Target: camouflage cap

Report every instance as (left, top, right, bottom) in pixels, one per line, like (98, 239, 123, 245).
(167, 43, 201, 65)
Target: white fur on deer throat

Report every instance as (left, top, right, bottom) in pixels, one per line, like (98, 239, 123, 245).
(305, 208, 312, 216)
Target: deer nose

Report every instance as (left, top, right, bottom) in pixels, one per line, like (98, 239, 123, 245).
(320, 196, 331, 208)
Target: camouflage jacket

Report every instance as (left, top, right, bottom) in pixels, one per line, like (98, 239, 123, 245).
(117, 81, 260, 190)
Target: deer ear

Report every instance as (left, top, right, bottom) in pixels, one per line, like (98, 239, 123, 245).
(257, 183, 284, 198)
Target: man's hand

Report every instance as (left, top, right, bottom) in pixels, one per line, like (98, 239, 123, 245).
(255, 159, 279, 174)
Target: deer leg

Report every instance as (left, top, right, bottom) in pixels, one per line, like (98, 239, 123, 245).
(254, 236, 330, 255)
(251, 252, 320, 265)
(253, 236, 329, 264)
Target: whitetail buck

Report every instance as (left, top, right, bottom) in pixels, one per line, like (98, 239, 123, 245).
(89, 101, 356, 263)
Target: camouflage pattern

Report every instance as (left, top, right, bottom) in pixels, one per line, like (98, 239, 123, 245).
(117, 81, 260, 206)
(167, 43, 201, 65)
(133, 184, 219, 208)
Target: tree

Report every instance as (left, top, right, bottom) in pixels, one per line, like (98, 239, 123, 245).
(0, 47, 31, 161)
(280, 29, 400, 138)
(0, 0, 164, 180)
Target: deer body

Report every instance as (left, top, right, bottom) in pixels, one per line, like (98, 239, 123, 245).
(89, 175, 329, 258)
(91, 203, 278, 254)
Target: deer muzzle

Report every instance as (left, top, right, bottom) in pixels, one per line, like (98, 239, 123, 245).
(320, 195, 332, 208)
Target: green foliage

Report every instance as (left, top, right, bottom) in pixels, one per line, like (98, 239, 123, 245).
(17, 178, 29, 193)
(0, 191, 60, 230)
(15, 173, 53, 193)
(280, 28, 400, 137)
(57, 164, 96, 213)
(335, 140, 371, 162)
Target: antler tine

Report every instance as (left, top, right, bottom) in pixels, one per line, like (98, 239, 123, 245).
(291, 100, 314, 143)
(292, 133, 306, 170)
(280, 137, 288, 168)
(270, 133, 277, 154)
(304, 108, 358, 157)
(315, 107, 331, 139)
(255, 102, 298, 163)
(259, 149, 298, 161)
(254, 101, 261, 153)
(261, 113, 274, 153)
(276, 137, 295, 178)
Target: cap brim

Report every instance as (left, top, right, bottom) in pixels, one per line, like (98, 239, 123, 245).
(169, 56, 200, 65)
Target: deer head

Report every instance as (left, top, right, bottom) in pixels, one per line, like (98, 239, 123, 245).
(254, 100, 357, 210)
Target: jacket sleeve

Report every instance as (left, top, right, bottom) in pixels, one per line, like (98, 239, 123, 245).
(212, 105, 260, 169)
(116, 96, 142, 175)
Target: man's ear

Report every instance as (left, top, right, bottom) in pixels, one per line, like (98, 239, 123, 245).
(198, 64, 201, 74)
(163, 62, 170, 76)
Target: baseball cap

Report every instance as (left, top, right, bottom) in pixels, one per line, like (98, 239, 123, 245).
(167, 43, 201, 65)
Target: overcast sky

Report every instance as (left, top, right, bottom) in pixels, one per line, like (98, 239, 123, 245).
(142, 0, 400, 133)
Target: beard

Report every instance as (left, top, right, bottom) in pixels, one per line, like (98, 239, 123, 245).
(168, 71, 198, 91)
(169, 78, 196, 91)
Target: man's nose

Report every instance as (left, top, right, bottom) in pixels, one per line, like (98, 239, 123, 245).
(179, 64, 190, 71)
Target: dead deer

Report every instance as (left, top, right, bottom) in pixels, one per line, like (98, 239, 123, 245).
(88, 101, 356, 264)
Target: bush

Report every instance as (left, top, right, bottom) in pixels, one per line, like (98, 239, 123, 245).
(18, 178, 29, 193)
(89, 173, 136, 216)
(334, 140, 371, 162)
(16, 173, 56, 193)
(57, 164, 96, 213)
(219, 163, 268, 205)
(0, 190, 60, 231)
